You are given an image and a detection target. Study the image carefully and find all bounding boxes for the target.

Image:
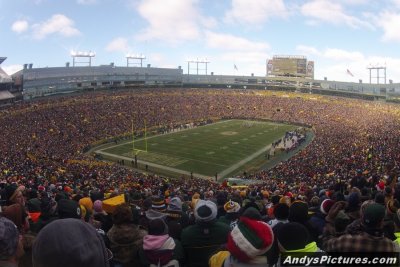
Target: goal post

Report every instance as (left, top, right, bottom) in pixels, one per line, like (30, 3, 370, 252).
(131, 119, 148, 156)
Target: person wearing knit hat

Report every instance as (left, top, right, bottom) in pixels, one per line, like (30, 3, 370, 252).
(320, 199, 335, 215)
(288, 201, 308, 223)
(194, 200, 218, 223)
(78, 197, 94, 214)
(165, 196, 190, 240)
(2, 203, 29, 232)
(151, 196, 167, 212)
(324, 202, 399, 252)
(107, 203, 147, 266)
(167, 197, 182, 214)
(57, 199, 81, 219)
(138, 218, 184, 267)
(5, 184, 25, 206)
(181, 200, 230, 267)
(218, 200, 241, 229)
(0, 217, 24, 266)
(268, 203, 289, 228)
(33, 218, 111, 267)
(224, 200, 240, 213)
(210, 216, 274, 266)
(93, 200, 105, 214)
(276, 222, 321, 253)
(376, 181, 385, 191)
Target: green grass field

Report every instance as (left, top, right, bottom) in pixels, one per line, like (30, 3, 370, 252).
(97, 119, 297, 178)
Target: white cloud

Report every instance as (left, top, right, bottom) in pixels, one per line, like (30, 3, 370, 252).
(295, 45, 321, 56)
(300, 0, 373, 29)
(377, 11, 400, 43)
(392, 0, 400, 8)
(224, 0, 288, 25)
(11, 20, 29, 34)
(205, 31, 269, 52)
(77, 0, 96, 4)
(203, 31, 270, 76)
(136, 0, 201, 43)
(294, 45, 400, 83)
(323, 48, 364, 61)
(32, 14, 81, 39)
(105, 37, 130, 52)
(2, 64, 23, 75)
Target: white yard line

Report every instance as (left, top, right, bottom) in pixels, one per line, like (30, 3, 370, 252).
(218, 144, 272, 178)
(96, 150, 212, 180)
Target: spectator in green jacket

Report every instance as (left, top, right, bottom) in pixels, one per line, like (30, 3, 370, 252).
(181, 200, 230, 267)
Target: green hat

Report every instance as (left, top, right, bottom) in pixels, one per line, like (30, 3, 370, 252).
(363, 203, 385, 228)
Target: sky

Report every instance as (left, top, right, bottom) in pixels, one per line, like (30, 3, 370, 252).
(1, 0, 400, 83)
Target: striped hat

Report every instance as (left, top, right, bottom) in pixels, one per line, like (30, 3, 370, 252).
(227, 217, 274, 262)
(224, 200, 240, 213)
(151, 196, 167, 212)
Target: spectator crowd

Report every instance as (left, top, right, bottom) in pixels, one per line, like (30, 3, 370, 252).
(1, 88, 400, 266)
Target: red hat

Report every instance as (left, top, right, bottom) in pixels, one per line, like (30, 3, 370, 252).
(227, 217, 274, 262)
(376, 181, 385, 191)
(320, 199, 335, 215)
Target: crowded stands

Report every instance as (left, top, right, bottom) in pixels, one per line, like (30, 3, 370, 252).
(1, 88, 400, 266)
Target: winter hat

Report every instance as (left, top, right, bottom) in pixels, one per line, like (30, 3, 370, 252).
(376, 181, 385, 191)
(224, 200, 241, 213)
(288, 201, 309, 223)
(5, 184, 19, 202)
(93, 200, 103, 213)
(78, 197, 93, 214)
(167, 197, 182, 212)
(273, 203, 289, 220)
(271, 195, 280, 205)
(32, 218, 111, 267)
(348, 192, 360, 208)
(362, 203, 385, 228)
(2, 204, 24, 230)
(0, 217, 19, 261)
(374, 193, 385, 205)
(148, 218, 169, 235)
(57, 199, 81, 219)
(27, 198, 41, 212)
(227, 217, 274, 262)
(334, 210, 351, 232)
(194, 200, 217, 223)
(242, 207, 262, 220)
(151, 196, 167, 212)
(277, 222, 310, 251)
(320, 199, 335, 215)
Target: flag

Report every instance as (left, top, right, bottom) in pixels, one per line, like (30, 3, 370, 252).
(234, 64, 238, 71)
(346, 69, 354, 77)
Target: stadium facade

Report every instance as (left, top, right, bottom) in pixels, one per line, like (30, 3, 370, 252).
(0, 57, 16, 104)
(5, 60, 400, 101)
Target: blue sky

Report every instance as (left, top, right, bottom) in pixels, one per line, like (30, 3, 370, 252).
(1, 0, 400, 83)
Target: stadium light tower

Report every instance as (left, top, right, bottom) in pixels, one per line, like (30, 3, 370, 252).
(367, 63, 386, 84)
(70, 50, 96, 67)
(187, 58, 210, 75)
(126, 53, 146, 67)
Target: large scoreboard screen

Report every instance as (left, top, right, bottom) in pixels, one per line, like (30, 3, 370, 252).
(267, 55, 312, 78)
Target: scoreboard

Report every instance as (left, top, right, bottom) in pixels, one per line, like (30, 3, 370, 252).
(267, 55, 314, 79)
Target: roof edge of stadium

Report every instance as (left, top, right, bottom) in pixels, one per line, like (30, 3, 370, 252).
(273, 55, 306, 59)
(0, 57, 7, 65)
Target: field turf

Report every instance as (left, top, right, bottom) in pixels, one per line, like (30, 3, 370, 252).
(98, 119, 297, 178)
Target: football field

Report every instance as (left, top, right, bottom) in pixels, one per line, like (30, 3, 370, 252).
(96, 119, 297, 178)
